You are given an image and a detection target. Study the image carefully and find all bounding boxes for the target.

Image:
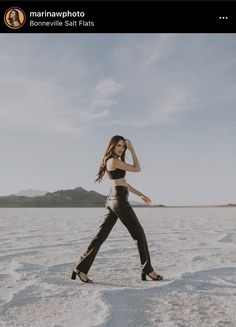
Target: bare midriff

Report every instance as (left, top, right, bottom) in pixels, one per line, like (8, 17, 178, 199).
(110, 177, 128, 188)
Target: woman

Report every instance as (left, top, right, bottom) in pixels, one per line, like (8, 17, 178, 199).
(8, 9, 22, 28)
(71, 135, 163, 283)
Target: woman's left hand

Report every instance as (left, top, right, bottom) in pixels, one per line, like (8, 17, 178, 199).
(140, 195, 152, 204)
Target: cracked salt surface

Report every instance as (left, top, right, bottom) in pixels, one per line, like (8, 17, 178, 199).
(0, 207, 236, 326)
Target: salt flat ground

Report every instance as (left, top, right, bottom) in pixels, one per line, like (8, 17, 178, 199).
(0, 207, 236, 327)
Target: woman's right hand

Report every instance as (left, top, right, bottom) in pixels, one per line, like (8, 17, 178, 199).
(125, 139, 133, 151)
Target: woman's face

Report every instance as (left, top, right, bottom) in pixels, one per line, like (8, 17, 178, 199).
(113, 140, 126, 157)
(10, 10, 17, 19)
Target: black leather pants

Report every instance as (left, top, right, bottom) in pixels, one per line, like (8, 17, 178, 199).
(76, 185, 154, 275)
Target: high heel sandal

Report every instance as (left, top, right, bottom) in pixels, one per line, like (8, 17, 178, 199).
(71, 269, 93, 283)
(141, 272, 163, 281)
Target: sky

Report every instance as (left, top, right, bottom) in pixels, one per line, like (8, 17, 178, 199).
(0, 34, 235, 205)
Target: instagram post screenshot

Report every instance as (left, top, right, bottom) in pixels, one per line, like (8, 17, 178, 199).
(0, 0, 236, 326)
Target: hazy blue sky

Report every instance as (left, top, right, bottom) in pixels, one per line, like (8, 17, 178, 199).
(0, 34, 235, 205)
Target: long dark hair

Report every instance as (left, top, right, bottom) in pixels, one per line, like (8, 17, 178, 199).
(95, 135, 127, 183)
(8, 10, 21, 26)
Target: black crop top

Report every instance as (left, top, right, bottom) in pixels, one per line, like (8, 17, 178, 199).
(107, 168, 126, 180)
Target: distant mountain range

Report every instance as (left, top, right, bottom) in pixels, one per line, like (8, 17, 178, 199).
(0, 187, 145, 208)
(0, 187, 107, 207)
(12, 189, 47, 197)
(0, 188, 235, 208)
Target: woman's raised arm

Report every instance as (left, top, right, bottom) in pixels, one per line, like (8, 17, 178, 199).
(107, 157, 141, 172)
(108, 139, 141, 172)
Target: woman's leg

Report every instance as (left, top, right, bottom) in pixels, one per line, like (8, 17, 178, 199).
(76, 206, 118, 274)
(110, 200, 154, 275)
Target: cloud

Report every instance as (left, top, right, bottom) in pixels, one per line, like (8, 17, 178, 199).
(0, 36, 125, 138)
(112, 34, 173, 70)
(1, 34, 235, 137)
(142, 34, 173, 68)
(214, 121, 236, 135)
(87, 77, 125, 113)
(94, 77, 125, 99)
(99, 86, 201, 128)
(0, 74, 124, 137)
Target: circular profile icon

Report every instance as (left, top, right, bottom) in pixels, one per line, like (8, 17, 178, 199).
(4, 7, 26, 29)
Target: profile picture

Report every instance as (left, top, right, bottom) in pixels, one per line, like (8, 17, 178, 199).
(4, 7, 26, 29)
